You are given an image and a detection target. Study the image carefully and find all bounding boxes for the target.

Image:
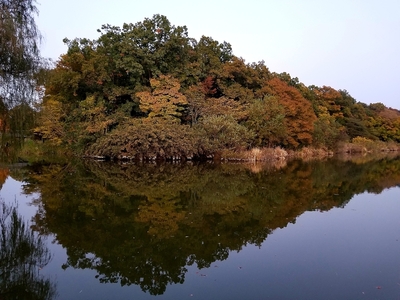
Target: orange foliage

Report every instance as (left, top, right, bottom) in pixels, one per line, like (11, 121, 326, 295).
(316, 86, 341, 100)
(202, 76, 217, 96)
(378, 108, 400, 120)
(137, 75, 187, 121)
(267, 78, 316, 148)
(0, 118, 9, 132)
(0, 168, 9, 188)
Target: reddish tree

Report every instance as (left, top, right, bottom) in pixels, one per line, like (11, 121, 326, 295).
(267, 78, 317, 148)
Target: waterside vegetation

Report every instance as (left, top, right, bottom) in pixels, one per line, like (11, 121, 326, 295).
(2, 13, 400, 162)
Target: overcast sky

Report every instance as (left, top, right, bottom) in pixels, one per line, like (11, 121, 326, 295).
(36, 0, 400, 109)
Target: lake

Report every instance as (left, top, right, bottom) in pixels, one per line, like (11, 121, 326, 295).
(1, 155, 400, 299)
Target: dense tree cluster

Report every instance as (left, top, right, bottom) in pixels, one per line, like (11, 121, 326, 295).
(34, 15, 400, 159)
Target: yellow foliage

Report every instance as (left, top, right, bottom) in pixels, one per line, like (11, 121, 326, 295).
(34, 98, 65, 145)
(137, 75, 187, 121)
(352, 136, 373, 144)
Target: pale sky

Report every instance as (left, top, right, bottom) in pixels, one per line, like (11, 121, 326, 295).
(36, 0, 400, 109)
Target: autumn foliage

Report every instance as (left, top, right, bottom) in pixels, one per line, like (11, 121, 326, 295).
(33, 14, 400, 160)
(267, 78, 316, 148)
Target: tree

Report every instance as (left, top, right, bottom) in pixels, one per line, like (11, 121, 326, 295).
(8, 101, 36, 137)
(34, 97, 65, 145)
(184, 82, 208, 125)
(195, 35, 232, 78)
(96, 14, 195, 87)
(312, 106, 344, 148)
(0, 0, 43, 108)
(245, 97, 286, 147)
(195, 114, 254, 155)
(217, 57, 270, 103)
(267, 78, 316, 148)
(137, 75, 187, 122)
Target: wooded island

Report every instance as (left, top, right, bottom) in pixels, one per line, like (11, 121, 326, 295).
(27, 15, 400, 160)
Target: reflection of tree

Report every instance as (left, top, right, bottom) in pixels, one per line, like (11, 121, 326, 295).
(21, 155, 400, 295)
(0, 201, 57, 300)
(0, 167, 9, 189)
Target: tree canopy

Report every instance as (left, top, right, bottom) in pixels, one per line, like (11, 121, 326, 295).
(32, 14, 400, 159)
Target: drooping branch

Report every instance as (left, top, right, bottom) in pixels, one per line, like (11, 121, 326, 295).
(0, 0, 43, 108)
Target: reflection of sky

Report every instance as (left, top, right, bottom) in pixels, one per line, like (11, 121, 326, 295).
(188, 188, 400, 300)
(0, 176, 39, 222)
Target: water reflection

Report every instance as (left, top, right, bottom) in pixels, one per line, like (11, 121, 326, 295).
(19, 156, 400, 295)
(0, 200, 57, 299)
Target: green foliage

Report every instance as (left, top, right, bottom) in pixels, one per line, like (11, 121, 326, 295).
(340, 117, 376, 140)
(244, 97, 286, 147)
(7, 102, 37, 137)
(369, 102, 385, 112)
(196, 35, 233, 78)
(312, 106, 344, 149)
(367, 116, 400, 142)
(195, 115, 254, 155)
(16, 139, 70, 164)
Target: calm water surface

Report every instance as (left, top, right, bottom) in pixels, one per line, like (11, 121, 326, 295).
(1, 157, 400, 299)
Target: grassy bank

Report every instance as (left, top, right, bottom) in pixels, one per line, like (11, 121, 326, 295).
(14, 138, 400, 164)
(219, 139, 400, 162)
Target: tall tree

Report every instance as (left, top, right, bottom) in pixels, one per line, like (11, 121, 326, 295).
(0, 0, 43, 108)
(267, 78, 316, 148)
